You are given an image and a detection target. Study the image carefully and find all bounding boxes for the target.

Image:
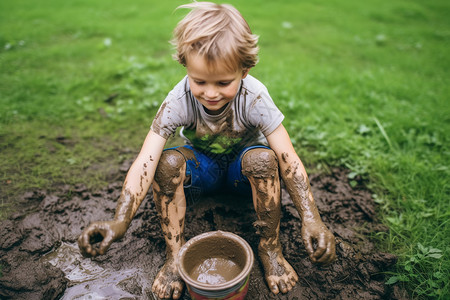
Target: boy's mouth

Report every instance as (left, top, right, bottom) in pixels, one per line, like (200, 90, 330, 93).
(204, 99, 221, 105)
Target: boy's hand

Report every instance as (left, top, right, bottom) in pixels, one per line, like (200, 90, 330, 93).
(301, 219, 336, 265)
(77, 220, 128, 257)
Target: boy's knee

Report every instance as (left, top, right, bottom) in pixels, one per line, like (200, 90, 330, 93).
(154, 150, 186, 184)
(242, 148, 278, 178)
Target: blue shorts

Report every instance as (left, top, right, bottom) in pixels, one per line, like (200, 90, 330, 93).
(164, 145, 270, 203)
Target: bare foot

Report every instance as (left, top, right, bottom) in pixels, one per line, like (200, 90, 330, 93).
(258, 244, 299, 294)
(152, 258, 184, 299)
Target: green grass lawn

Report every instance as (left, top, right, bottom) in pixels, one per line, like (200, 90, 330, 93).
(1, 0, 449, 298)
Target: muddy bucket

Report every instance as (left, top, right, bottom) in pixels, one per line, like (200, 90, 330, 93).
(176, 231, 254, 300)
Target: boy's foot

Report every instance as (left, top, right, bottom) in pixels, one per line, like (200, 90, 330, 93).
(259, 244, 299, 294)
(152, 258, 184, 299)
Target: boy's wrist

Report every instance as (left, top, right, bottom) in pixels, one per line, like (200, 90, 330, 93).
(301, 213, 323, 224)
(111, 218, 131, 235)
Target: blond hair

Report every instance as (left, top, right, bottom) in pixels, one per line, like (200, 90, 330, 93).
(172, 2, 259, 71)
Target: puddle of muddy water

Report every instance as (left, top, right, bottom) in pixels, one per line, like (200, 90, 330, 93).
(42, 242, 149, 300)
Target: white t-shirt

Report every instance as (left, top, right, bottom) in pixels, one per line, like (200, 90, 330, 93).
(151, 75, 284, 156)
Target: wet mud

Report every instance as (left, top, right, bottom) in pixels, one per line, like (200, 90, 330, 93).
(191, 257, 241, 284)
(0, 160, 407, 299)
(179, 231, 251, 288)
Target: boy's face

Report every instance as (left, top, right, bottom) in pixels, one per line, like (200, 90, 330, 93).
(186, 54, 249, 115)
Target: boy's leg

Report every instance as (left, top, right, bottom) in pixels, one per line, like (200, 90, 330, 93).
(151, 148, 191, 299)
(241, 148, 299, 294)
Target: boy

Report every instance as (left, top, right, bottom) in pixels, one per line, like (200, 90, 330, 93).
(78, 2, 336, 299)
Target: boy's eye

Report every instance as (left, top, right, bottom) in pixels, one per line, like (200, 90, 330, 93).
(194, 80, 205, 85)
(218, 81, 232, 86)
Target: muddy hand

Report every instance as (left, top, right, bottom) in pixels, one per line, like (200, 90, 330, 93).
(78, 220, 127, 257)
(301, 220, 336, 265)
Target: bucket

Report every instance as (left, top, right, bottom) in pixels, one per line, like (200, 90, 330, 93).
(176, 231, 254, 300)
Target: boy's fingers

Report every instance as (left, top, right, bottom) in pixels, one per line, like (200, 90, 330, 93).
(303, 235, 315, 258)
(315, 237, 336, 264)
(315, 248, 330, 264)
(77, 232, 93, 257)
(316, 248, 335, 264)
(78, 225, 106, 257)
(313, 234, 327, 259)
(325, 238, 337, 264)
(98, 235, 113, 255)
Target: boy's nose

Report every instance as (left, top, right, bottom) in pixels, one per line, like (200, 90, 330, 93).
(204, 87, 219, 99)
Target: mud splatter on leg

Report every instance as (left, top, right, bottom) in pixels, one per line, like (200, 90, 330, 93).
(151, 150, 188, 299)
(242, 149, 299, 294)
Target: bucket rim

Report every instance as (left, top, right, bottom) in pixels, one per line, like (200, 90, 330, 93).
(176, 230, 254, 291)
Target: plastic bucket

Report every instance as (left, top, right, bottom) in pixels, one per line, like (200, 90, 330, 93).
(176, 231, 254, 300)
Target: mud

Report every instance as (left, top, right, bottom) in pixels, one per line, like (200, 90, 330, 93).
(191, 258, 241, 284)
(0, 159, 406, 299)
(180, 233, 249, 286)
(242, 148, 279, 179)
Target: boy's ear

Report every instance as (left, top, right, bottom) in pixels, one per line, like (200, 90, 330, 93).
(242, 69, 250, 79)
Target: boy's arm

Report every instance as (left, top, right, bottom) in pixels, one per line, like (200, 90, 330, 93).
(78, 130, 166, 257)
(266, 124, 336, 264)
(114, 130, 166, 224)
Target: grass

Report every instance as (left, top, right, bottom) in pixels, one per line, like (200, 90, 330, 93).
(1, 0, 449, 298)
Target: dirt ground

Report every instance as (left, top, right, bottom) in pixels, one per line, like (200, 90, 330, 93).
(0, 159, 408, 299)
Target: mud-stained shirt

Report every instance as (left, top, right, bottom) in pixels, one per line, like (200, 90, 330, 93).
(151, 75, 284, 156)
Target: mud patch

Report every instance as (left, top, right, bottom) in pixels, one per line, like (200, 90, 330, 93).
(0, 165, 406, 299)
